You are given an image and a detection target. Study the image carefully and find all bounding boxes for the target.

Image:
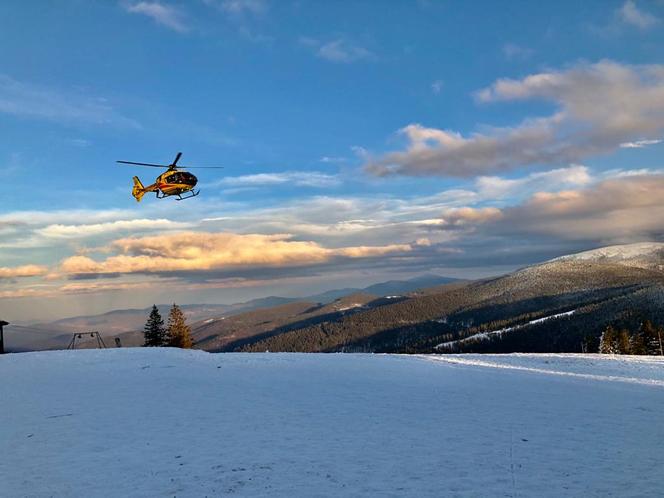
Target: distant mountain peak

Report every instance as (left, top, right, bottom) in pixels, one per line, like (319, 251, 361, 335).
(548, 242, 664, 269)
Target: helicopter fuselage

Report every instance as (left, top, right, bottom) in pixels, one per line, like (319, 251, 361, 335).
(155, 169, 198, 197)
(133, 168, 199, 201)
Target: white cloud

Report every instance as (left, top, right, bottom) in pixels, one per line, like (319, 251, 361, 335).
(474, 165, 592, 199)
(366, 61, 664, 177)
(125, 2, 189, 32)
(215, 0, 267, 15)
(0, 209, 134, 227)
(36, 219, 192, 239)
(218, 171, 340, 188)
(203, 0, 270, 43)
(320, 156, 346, 164)
(619, 138, 662, 148)
(66, 138, 91, 147)
(617, 1, 659, 30)
(301, 38, 373, 63)
(431, 80, 444, 95)
(502, 43, 534, 60)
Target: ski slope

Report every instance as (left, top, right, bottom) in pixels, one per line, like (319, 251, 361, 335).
(2, 350, 664, 497)
(435, 310, 577, 350)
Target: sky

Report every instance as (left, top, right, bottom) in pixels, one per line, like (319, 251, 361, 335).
(2, 0, 664, 321)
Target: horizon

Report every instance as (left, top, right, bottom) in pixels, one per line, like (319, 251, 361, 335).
(2, 0, 664, 321)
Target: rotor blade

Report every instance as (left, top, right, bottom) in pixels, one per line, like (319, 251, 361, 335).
(177, 165, 225, 169)
(117, 160, 170, 168)
(172, 152, 182, 166)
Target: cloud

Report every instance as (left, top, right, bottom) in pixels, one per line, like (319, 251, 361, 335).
(217, 171, 340, 188)
(320, 156, 346, 164)
(66, 138, 91, 147)
(124, 2, 189, 32)
(502, 43, 534, 60)
(36, 219, 192, 239)
(617, 1, 659, 30)
(59, 232, 412, 277)
(450, 174, 664, 241)
(6, 167, 662, 303)
(0, 75, 140, 128)
(442, 207, 503, 226)
(214, 0, 267, 15)
(0, 278, 178, 299)
(0, 209, 134, 228)
(366, 61, 664, 177)
(198, 165, 602, 255)
(0, 264, 48, 279)
(0, 211, 190, 250)
(301, 37, 374, 63)
(619, 138, 662, 148)
(473, 164, 592, 199)
(203, 0, 270, 43)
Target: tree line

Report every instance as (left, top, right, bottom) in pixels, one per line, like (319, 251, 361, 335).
(143, 304, 193, 348)
(599, 320, 664, 355)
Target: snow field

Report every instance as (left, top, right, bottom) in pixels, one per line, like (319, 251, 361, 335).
(2, 349, 664, 497)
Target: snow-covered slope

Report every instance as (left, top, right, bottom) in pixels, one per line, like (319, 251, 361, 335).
(2, 349, 664, 497)
(550, 242, 664, 270)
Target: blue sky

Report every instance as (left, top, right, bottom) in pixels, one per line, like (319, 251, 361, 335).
(2, 0, 664, 320)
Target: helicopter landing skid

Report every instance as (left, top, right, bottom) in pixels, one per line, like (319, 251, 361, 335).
(175, 190, 200, 201)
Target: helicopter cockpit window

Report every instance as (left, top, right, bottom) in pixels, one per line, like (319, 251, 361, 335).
(166, 172, 196, 185)
(170, 172, 184, 183)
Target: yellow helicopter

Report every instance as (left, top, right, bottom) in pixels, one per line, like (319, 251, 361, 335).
(117, 152, 223, 202)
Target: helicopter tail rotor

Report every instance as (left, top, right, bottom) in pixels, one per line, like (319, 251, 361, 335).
(132, 176, 147, 202)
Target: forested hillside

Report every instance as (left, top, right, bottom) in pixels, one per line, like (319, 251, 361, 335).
(236, 253, 664, 354)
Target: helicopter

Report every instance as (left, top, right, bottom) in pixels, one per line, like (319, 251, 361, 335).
(117, 152, 223, 201)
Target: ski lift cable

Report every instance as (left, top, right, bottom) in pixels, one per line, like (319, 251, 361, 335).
(5, 325, 59, 335)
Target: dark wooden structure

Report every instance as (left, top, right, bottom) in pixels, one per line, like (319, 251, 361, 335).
(0, 320, 8, 354)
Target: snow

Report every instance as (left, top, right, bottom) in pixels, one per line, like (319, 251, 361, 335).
(435, 310, 576, 350)
(2, 350, 664, 497)
(551, 242, 664, 262)
(335, 303, 365, 311)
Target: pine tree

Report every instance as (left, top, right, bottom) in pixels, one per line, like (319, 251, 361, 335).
(642, 320, 662, 355)
(599, 325, 618, 354)
(630, 323, 647, 355)
(617, 329, 631, 354)
(166, 304, 193, 349)
(144, 305, 166, 347)
(657, 326, 664, 356)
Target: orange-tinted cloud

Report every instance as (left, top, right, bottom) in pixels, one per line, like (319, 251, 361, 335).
(452, 174, 664, 241)
(60, 231, 413, 276)
(0, 264, 48, 279)
(443, 207, 503, 226)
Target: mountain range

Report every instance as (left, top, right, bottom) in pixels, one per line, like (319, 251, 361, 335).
(7, 243, 664, 354)
(4, 274, 457, 352)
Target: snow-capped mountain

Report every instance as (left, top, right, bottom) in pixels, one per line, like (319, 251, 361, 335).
(549, 242, 664, 270)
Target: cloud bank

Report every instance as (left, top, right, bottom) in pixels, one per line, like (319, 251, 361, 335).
(0, 264, 48, 279)
(59, 232, 412, 277)
(366, 61, 664, 177)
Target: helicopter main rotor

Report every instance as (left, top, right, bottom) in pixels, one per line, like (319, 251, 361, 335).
(117, 152, 224, 170)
